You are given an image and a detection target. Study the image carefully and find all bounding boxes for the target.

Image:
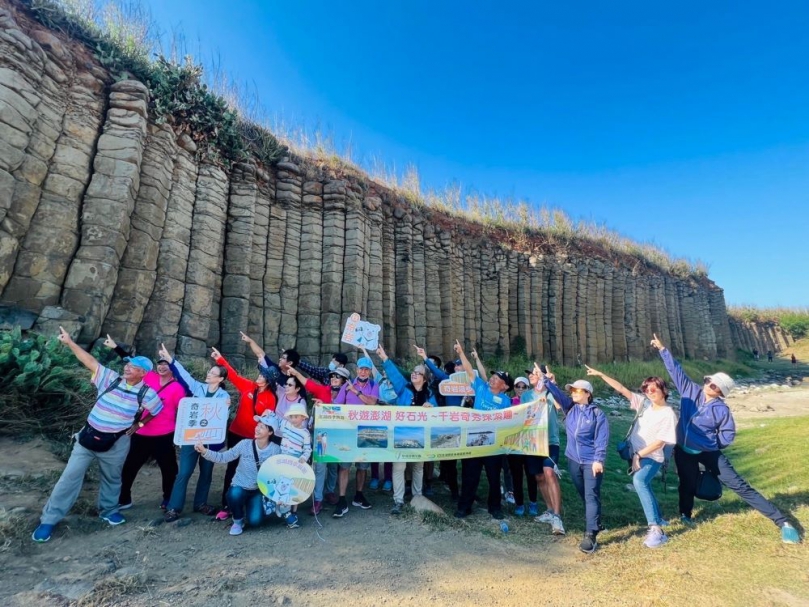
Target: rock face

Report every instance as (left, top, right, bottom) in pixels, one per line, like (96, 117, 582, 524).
(0, 0, 769, 364)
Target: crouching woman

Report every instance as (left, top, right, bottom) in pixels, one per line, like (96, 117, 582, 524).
(195, 412, 281, 535)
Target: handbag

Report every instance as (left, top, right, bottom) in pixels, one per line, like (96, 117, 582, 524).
(616, 399, 649, 462)
(695, 469, 723, 501)
(78, 424, 127, 452)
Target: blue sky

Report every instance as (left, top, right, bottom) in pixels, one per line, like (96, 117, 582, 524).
(142, 1, 809, 307)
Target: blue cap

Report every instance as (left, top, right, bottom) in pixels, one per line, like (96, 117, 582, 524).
(124, 356, 153, 372)
(357, 357, 374, 370)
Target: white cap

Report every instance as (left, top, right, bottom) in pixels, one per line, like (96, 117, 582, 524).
(514, 377, 530, 388)
(565, 379, 594, 394)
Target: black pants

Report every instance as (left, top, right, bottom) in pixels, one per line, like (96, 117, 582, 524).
(674, 446, 787, 526)
(119, 432, 178, 505)
(221, 431, 245, 508)
(458, 455, 502, 514)
(507, 454, 538, 506)
(440, 459, 459, 498)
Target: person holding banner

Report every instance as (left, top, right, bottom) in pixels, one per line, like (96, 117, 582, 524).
(453, 340, 513, 521)
(376, 345, 437, 515)
(332, 357, 379, 516)
(508, 376, 540, 518)
(540, 370, 608, 554)
(101, 335, 187, 512)
(585, 365, 676, 548)
(416, 347, 463, 499)
(195, 411, 281, 535)
(159, 344, 231, 523)
(211, 345, 278, 521)
(526, 366, 565, 536)
(32, 328, 163, 543)
(286, 364, 348, 514)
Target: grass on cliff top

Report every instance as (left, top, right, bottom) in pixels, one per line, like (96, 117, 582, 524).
(728, 305, 809, 340)
(409, 414, 809, 606)
(21, 0, 708, 279)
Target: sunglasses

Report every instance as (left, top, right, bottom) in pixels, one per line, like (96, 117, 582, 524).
(285, 382, 297, 388)
(411, 371, 424, 377)
(515, 384, 528, 390)
(703, 378, 720, 392)
(569, 388, 588, 394)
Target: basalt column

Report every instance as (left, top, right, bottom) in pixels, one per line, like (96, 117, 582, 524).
(102, 121, 178, 345)
(438, 228, 455, 357)
(380, 192, 396, 356)
(3, 66, 106, 311)
(263, 170, 285, 356)
(135, 136, 197, 354)
(342, 181, 371, 355)
(296, 176, 324, 360)
(177, 161, 228, 357)
(277, 161, 303, 351)
(393, 205, 415, 358)
(0, 8, 68, 293)
(246, 170, 271, 344)
(61, 80, 149, 341)
(220, 162, 258, 366)
(364, 189, 384, 352)
(423, 223, 443, 355)
(319, 180, 345, 360)
(411, 212, 427, 349)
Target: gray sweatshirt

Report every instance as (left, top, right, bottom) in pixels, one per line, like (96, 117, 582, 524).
(202, 439, 280, 490)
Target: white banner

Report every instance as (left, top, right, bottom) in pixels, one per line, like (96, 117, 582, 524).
(173, 397, 229, 446)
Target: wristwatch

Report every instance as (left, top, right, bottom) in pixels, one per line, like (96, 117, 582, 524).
(138, 422, 145, 428)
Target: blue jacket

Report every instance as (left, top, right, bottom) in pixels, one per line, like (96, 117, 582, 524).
(423, 359, 463, 406)
(659, 349, 735, 452)
(543, 379, 609, 465)
(383, 360, 438, 407)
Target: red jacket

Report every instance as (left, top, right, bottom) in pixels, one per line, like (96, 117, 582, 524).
(216, 355, 277, 438)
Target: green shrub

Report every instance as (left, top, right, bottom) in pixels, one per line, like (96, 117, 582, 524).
(0, 327, 114, 436)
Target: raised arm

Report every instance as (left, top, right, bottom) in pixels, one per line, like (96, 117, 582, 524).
(159, 342, 205, 395)
(381, 358, 408, 398)
(103, 334, 132, 360)
(540, 365, 573, 414)
(297, 358, 330, 385)
(453, 340, 476, 385)
(58, 326, 98, 375)
(240, 331, 266, 361)
(651, 334, 702, 403)
(211, 348, 252, 393)
(470, 348, 488, 381)
(415, 344, 450, 382)
(585, 365, 633, 400)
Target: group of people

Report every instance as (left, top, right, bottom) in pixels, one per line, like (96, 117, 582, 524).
(32, 327, 801, 552)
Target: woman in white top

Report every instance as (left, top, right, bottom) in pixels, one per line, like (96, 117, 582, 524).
(586, 366, 677, 549)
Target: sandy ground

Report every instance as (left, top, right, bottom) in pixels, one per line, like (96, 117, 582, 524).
(0, 373, 806, 607)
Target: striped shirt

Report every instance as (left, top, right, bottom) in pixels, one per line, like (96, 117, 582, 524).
(280, 420, 312, 460)
(88, 366, 163, 433)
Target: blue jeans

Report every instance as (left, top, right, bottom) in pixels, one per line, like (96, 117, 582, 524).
(227, 486, 264, 527)
(167, 445, 214, 512)
(633, 458, 664, 526)
(569, 460, 603, 534)
(314, 462, 338, 501)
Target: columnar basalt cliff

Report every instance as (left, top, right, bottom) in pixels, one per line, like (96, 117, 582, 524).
(0, 2, 771, 365)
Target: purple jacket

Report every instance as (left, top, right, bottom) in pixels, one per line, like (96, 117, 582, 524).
(543, 379, 609, 465)
(659, 348, 735, 452)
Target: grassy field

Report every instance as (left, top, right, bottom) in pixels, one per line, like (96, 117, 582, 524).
(409, 413, 809, 606)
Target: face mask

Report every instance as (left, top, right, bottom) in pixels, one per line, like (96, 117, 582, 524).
(328, 361, 338, 372)
(356, 376, 369, 383)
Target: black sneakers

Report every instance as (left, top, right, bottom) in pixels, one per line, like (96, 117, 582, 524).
(352, 493, 372, 509)
(332, 498, 349, 518)
(579, 533, 598, 554)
